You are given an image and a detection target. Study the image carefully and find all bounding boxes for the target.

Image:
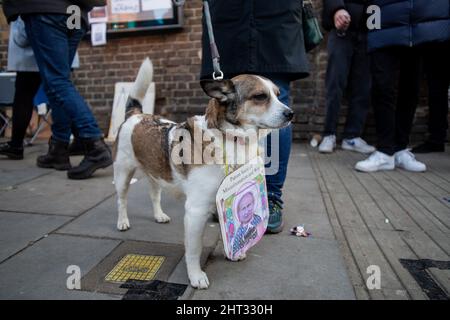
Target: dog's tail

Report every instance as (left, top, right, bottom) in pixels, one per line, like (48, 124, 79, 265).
(125, 57, 154, 118)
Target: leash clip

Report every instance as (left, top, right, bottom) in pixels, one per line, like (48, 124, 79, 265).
(204, 1, 224, 82)
(172, 0, 185, 6)
(213, 70, 224, 81)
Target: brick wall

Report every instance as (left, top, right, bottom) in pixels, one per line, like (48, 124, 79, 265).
(0, 1, 445, 143)
(0, 7, 7, 70)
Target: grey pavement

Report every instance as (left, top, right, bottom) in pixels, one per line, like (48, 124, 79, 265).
(9, 141, 446, 299)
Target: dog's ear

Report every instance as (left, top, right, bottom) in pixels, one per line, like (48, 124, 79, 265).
(200, 79, 236, 103)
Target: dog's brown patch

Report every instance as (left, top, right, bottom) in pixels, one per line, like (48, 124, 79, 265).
(131, 115, 174, 181)
(232, 75, 275, 100)
(170, 116, 225, 178)
(205, 99, 226, 129)
(230, 75, 275, 124)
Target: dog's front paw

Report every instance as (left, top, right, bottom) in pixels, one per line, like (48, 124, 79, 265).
(189, 271, 210, 289)
(117, 218, 130, 231)
(155, 213, 171, 223)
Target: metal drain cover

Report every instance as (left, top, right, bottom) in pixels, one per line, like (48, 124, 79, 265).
(105, 254, 165, 283)
(81, 241, 184, 295)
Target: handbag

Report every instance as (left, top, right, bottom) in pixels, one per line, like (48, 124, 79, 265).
(302, 0, 324, 52)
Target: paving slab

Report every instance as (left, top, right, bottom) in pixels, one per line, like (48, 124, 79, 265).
(57, 179, 220, 248)
(283, 178, 335, 241)
(0, 167, 115, 216)
(0, 234, 120, 299)
(192, 235, 355, 300)
(0, 211, 71, 262)
(191, 144, 354, 300)
(0, 144, 54, 189)
(287, 146, 315, 176)
(0, 159, 50, 190)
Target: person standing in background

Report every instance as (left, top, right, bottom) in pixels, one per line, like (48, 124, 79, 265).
(0, 17, 41, 160)
(355, 0, 450, 172)
(412, 42, 450, 154)
(319, 0, 375, 154)
(201, 0, 310, 233)
(2, 0, 112, 179)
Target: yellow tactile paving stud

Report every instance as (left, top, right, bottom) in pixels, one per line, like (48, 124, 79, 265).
(105, 254, 165, 283)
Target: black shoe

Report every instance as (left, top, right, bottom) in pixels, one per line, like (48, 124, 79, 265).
(0, 142, 24, 160)
(36, 137, 71, 170)
(67, 138, 113, 180)
(68, 138, 85, 156)
(411, 141, 445, 154)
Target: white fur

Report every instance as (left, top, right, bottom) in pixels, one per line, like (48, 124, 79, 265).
(130, 58, 153, 102)
(114, 115, 228, 289)
(252, 76, 292, 128)
(114, 73, 292, 289)
(114, 115, 141, 231)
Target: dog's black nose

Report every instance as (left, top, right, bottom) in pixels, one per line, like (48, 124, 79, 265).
(283, 109, 294, 121)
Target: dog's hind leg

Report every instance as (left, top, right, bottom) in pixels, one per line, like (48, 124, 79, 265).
(114, 160, 136, 231)
(146, 176, 171, 223)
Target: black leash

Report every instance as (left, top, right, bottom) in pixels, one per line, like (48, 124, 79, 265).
(173, 0, 223, 80)
(203, 0, 224, 80)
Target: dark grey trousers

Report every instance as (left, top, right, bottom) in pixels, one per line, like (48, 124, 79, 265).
(323, 30, 371, 139)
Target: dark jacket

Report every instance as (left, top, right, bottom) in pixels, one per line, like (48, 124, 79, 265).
(201, 0, 309, 80)
(322, 0, 369, 32)
(367, 0, 450, 52)
(2, 0, 105, 23)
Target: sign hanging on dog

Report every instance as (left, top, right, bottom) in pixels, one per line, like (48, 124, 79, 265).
(216, 156, 269, 261)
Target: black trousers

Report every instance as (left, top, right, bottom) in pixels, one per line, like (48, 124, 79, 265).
(323, 30, 372, 139)
(423, 42, 450, 144)
(370, 47, 422, 156)
(10, 72, 42, 148)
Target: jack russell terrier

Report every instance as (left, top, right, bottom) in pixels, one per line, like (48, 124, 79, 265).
(113, 59, 294, 289)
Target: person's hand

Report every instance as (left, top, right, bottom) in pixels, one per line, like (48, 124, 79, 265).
(334, 9, 351, 30)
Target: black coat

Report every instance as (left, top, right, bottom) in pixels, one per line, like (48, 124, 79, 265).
(367, 0, 450, 52)
(2, 0, 105, 23)
(322, 0, 369, 32)
(200, 0, 310, 81)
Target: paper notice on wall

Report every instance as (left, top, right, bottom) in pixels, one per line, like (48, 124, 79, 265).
(141, 0, 172, 11)
(111, 0, 140, 14)
(91, 23, 107, 46)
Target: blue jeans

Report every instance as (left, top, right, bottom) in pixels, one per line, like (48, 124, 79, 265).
(264, 76, 292, 203)
(23, 14, 102, 143)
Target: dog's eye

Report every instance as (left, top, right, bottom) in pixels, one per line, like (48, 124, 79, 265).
(252, 93, 268, 101)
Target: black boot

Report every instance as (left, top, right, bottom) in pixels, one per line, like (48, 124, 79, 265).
(411, 141, 445, 153)
(0, 142, 24, 160)
(37, 138, 71, 170)
(68, 138, 85, 156)
(67, 138, 113, 180)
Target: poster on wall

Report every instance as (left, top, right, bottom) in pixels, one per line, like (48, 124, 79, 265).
(88, 0, 183, 35)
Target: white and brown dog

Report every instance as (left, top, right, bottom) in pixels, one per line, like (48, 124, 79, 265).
(113, 59, 294, 289)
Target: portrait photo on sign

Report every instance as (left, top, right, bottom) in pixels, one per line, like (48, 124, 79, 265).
(217, 166, 269, 261)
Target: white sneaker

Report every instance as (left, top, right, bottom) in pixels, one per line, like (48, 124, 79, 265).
(355, 151, 395, 172)
(342, 137, 376, 154)
(395, 149, 426, 172)
(319, 135, 336, 153)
